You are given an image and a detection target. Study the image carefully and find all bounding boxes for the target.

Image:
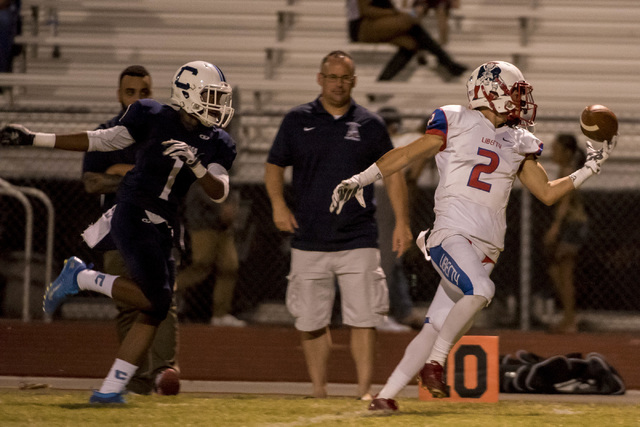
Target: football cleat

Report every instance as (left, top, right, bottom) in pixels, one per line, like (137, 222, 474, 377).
(368, 397, 399, 412)
(43, 256, 86, 315)
(89, 390, 126, 404)
(418, 360, 450, 398)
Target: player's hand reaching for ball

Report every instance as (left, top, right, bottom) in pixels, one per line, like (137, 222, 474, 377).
(584, 133, 618, 175)
(0, 124, 35, 146)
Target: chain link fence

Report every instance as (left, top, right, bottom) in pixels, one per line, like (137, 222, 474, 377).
(1, 111, 639, 331)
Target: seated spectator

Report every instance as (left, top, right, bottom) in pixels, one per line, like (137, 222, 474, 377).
(412, 0, 459, 45)
(346, 0, 466, 83)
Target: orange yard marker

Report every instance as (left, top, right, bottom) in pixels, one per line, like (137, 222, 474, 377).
(419, 335, 499, 402)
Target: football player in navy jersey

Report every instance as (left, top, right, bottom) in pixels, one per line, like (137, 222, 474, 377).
(82, 65, 180, 396)
(0, 60, 236, 404)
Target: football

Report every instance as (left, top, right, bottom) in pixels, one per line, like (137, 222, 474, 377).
(155, 368, 180, 395)
(580, 105, 618, 143)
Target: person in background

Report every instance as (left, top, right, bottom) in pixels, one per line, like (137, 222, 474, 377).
(330, 61, 616, 411)
(0, 0, 19, 73)
(1, 60, 237, 404)
(264, 51, 412, 399)
(543, 133, 588, 334)
(347, 0, 466, 84)
(376, 106, 424, 331)
(81, 65, 180, 396)
(412, 0, 459, 46)
(177, 185, 246, 327)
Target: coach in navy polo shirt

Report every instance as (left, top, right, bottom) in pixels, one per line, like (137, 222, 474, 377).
(265, 50, 412, 399)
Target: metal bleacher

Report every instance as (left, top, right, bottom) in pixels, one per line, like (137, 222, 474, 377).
(1, 0, 640, 172)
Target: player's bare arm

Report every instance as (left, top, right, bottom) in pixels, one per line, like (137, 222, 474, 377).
(376, 133, 443, 177)
(1, 124, 140, 153)
(518, 156, 576, 206)
(0, 124, 90, 150)
(53, 133, 91, 151)
(330, 134, 444, 214)
(520, 132, 616, 206)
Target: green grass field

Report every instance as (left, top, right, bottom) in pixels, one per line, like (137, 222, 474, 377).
(1, 389, 639, 426)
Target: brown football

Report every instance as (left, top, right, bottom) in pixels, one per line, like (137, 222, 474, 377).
(580, 105, 618, 142)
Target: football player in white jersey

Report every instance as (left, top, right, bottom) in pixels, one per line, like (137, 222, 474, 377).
(329, 60, 617, 411)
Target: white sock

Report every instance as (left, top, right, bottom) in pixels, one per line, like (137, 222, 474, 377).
(77, 270, 116, 298)
(99, 358, 138, 394)
(427, 295, 488, 365)
(429, 336, 455, 366)
(378, 324, 438, 399)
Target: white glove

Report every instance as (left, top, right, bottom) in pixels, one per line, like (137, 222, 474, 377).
(570, 134, 618, 188)
(162, 139, 206, 178)
(583, 134, 617, 175)
(330, 176, 365, 215)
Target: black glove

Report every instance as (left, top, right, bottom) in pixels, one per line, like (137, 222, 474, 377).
(0, 125, 35, 146)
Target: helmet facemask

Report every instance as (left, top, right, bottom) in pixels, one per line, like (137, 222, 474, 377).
(504, 81, 537, 126)
(192, 84, 234, 128)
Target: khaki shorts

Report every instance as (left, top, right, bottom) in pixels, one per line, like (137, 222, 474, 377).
(286, 248, 389, 331)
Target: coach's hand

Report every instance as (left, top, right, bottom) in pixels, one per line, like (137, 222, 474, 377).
(0, 124, 35, 146)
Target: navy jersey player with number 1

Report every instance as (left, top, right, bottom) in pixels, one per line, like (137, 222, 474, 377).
(0, 61, 237, 404)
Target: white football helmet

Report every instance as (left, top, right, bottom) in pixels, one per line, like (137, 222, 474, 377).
(170, 61, 234, 128)
(467, 61, 537, 126)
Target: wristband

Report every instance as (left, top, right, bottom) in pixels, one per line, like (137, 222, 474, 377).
(33, 133, 56, 148)
(569, 166, 594, 189)
(357, 163, 383, 186)
(191, 162, 207, 179)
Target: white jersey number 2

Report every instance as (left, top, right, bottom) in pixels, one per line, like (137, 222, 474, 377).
(468, 148, 499, 192)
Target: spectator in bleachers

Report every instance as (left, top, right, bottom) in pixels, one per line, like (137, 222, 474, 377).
(543, 133, 588, 334)
(177, 184, 246, 327)
(346, 0, 466, 84)
(0, 0, 19, 73)
(264, 51, 412, 399)
(81, 65, 180, 396)
(411, 0, 459, 46)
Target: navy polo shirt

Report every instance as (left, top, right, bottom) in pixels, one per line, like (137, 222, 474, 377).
(267, 97, 394, 252)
